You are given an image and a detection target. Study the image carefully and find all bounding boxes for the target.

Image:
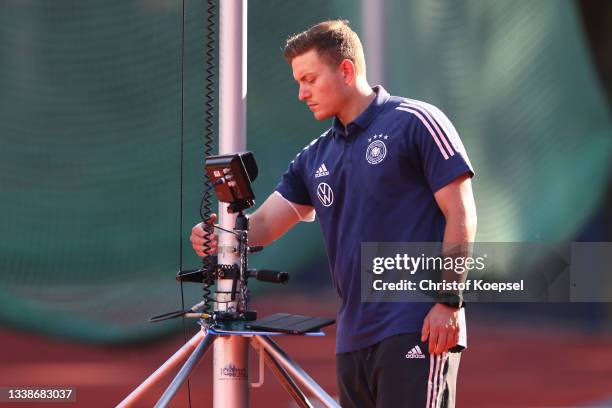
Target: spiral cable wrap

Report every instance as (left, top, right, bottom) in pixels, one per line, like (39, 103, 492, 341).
(200, 0, 216, 314)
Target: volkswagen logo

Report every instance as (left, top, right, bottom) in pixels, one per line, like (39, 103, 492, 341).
(316, 182, 334, 207)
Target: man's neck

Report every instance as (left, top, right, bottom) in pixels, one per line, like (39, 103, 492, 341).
(337, 81, 376, 126)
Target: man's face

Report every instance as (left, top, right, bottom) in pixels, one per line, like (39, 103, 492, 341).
(291, 49, 348, 121)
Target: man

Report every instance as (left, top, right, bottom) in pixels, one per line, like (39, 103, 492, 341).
(191, 20, 476, 408)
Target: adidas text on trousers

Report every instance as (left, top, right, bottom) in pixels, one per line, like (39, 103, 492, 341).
(336, 332, 461, 408)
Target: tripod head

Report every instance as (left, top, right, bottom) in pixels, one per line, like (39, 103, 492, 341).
(151, 152, 288, 324)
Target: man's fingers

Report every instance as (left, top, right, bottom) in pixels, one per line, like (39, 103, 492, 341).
(421, 316, 430, 342)
(190, 216, 219, 258)
(193, 241, 204, 256)
(435, 331, 448, 355)
(192, 214, 216, 235)
(191, 226, 218, 253)
(194, 240, 218, 250)
(192, 239, 217, 249)
(192, 222, 205, 237)
(428, 327, 439, 354)
(190, 234, 218, 246)
(193, 242, 217, 257)
(436, 326, 459, 354)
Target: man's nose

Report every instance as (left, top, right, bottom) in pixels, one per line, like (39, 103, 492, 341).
(298, 86, 310, 101)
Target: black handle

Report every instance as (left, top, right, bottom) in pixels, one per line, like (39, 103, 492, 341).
(248, 269, 289, 284)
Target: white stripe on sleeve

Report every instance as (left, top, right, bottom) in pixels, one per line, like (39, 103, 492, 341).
(395, 107, 451, 160)
(400, 102, 455, 158)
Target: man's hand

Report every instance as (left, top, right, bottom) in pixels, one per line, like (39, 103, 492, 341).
(190, 214, 218, 257)
(420, 303, 460, 355)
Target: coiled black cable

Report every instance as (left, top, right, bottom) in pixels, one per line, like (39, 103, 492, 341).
(176, 1, 216, 406)
(200, 0, 216, 314)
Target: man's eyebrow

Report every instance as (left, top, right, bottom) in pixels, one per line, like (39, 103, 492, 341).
(294, 71, 315, 82)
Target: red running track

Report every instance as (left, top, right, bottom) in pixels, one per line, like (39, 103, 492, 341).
(1, 296, 611, 407)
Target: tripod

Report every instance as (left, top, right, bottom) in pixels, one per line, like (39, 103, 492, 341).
(117, 208, 339, 408)
(116, 324, 339, 408)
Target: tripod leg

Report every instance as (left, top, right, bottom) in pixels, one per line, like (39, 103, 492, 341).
(153, 332, 215, 408)
(116, 330, 206, 408)
(253, 336, 340, 408)
(250, 339, 313, 408)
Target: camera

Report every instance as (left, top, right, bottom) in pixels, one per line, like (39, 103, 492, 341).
(205, 152, 258, 213)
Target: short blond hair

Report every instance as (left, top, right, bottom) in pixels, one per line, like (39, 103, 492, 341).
(283, 20, 366, 75)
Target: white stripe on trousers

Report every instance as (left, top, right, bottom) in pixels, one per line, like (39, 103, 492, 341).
(426, 352, 448, 408)
(426, 354, 435, 408)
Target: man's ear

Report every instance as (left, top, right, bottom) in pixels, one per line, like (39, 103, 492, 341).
(339, 59, 356, 85)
